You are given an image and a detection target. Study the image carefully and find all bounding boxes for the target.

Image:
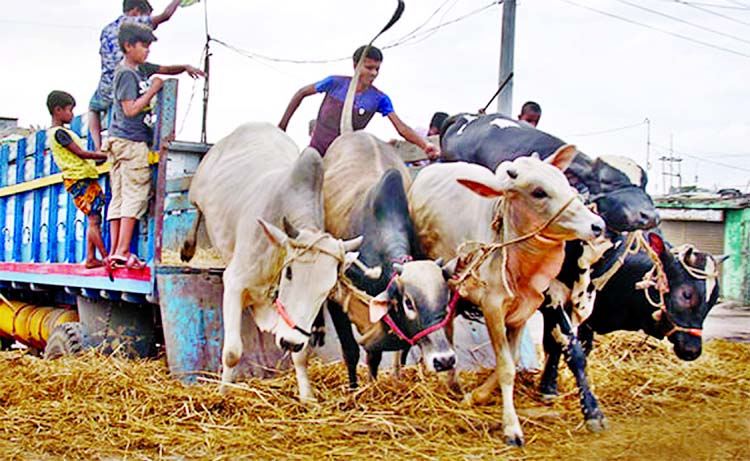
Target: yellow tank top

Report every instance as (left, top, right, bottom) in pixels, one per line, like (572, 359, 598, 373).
(48, 126, 99, 181)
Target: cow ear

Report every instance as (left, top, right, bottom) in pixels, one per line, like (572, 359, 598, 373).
(258, 218, 287, 247)
(545, 144, 577, 171)
(369, 291, 390, 323)
(647, 231, 666, 257)
(457, 178, 504, 198)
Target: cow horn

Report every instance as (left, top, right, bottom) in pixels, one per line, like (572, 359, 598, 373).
(349, 257, 382, 280)
(441, 258, 458, 281)
(343, 235, 363, 252)
(282, 217, 299, 239)
(714, 254, 730, 265)
(435, 257, 444, 267)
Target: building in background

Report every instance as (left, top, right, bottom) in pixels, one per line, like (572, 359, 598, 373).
(656, 191, 750, 305)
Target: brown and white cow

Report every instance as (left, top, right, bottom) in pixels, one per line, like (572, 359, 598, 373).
(408, 149, 605, 446)
(181, 122, 362, 399)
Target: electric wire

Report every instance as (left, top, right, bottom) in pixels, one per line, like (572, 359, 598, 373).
(209, 0, 501, 65)
(614, 0, 750, 44)
(653, 144, 750, 172)
(558, 0, 750, 58)
(566, 120, 648, 137)
(669, 0, 750, 26)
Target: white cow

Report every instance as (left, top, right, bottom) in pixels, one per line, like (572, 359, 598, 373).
(408, 148, 605, 446)
(181, 122, 362, 399)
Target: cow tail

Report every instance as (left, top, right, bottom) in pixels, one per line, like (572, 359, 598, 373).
(339, 1, 405, 135)
(180, 209, 203, 262)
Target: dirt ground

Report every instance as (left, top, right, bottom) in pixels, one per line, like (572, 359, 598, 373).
(703, 302, 750, 342)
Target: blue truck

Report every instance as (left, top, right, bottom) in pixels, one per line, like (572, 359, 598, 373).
(0, 80, 290, 382)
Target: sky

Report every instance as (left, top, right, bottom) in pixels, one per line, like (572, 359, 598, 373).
(1, 0, 749, 195)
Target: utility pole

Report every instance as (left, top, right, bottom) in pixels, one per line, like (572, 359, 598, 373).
(498, 0, 516, 116)
(659, 134, 682, 195)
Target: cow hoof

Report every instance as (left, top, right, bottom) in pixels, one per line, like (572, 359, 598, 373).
(219, 384, 231, 395)
(447, 380, 463, 395)
(504, 434, 525, 447)
(539, 392, 558, 403)
(299, 394, 319, 404)
(460, 393, 475, 408)
(180, 241, 196, 262)
(585, 415, 609, 433)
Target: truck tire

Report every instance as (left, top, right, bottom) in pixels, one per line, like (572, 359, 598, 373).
(0, 335, 13, 351)
(44, 322, 89, 359)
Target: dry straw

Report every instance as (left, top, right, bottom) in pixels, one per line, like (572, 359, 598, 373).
(1, 332, 747, 460)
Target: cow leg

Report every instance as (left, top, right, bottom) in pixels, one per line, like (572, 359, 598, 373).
(539, 304, 563, 400)
(367, 350, 383, 381)
(326, 301, 360, 389)
(442, 316, 462, 393)
(552, 306, 608, 433)
(578, 323, 595, 356)
(220, 275, 244, 394)
(180, 209, 202, 262)
(464, 298, 524, 446)
(292, 345, 317, 403)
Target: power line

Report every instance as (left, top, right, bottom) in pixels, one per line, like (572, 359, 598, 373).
(557, 0, 750, 58)
(726, 0, 750, 8)
(566, 120, 647, 137)
(209, 1, 501, 65)
(654, 0, 750, 10)
(615, 0, 750, 44)
(669, 0, 750, 26)
(384, 1, 500, 48)
(653, 144, 750, 172)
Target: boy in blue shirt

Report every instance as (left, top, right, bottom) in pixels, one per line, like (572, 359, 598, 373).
(105, 23, 203, 270)
(279, 45, 439, 159)
(88, 0, 182, 152)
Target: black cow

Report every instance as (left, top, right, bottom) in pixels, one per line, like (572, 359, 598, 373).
(319, 169, 456, 389)
(440, 113, 660, 232)
(539, 230, 725, 430)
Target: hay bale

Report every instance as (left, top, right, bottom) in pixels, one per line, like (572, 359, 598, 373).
(0, 332, 747, 459)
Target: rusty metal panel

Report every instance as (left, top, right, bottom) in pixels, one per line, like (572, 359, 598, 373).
(156, 266, 290, 383)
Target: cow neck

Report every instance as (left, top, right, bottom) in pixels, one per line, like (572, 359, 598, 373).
(501, 226, 566, 297)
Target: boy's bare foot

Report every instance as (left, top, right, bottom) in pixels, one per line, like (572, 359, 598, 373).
(85, 259, 105, 269)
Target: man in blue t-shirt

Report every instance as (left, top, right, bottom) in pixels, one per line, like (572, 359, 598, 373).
(279, 46, 440, 159)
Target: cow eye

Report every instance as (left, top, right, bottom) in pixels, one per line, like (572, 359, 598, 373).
(285, 267, 293, 280)
(404, 296, 415, 311)
(532, 187, 548, 199)
(682, 290, 693, 301)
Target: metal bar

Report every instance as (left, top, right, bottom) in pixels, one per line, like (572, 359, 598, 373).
(153, 79, 179, 270)
(12, 139, 26, 262)
(31, 131, 45, 262)
(0, 144, 9, 263)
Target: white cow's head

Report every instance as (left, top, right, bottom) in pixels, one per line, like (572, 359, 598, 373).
(259, 218, 362, 352)
(458, 145, 605, 242)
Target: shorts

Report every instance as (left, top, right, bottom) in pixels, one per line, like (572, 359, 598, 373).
(89, 84, 113, 113)
(103, 137, 152, 221)
(63, 178, 105, 216)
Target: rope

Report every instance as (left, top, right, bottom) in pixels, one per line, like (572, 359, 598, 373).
(451, 194, 579, 294)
